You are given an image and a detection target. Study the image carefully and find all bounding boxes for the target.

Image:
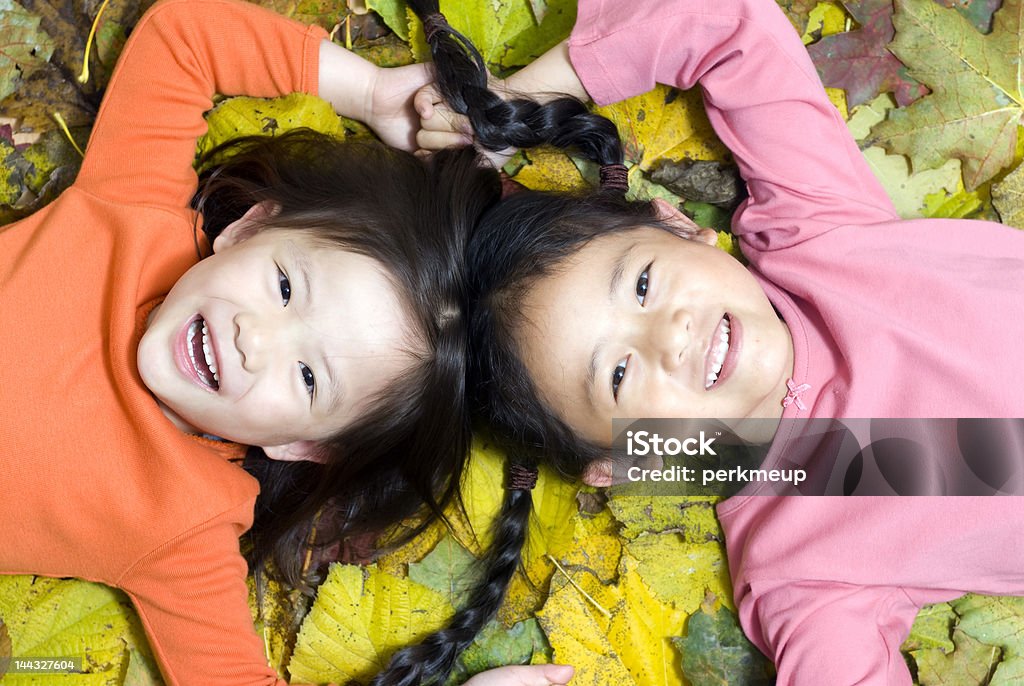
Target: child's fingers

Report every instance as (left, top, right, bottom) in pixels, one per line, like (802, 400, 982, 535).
(414, 85, 440, 118)
(417, 128, 473, 151)
(461, 664, 575, 686)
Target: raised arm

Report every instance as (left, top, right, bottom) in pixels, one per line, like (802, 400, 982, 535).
(565, 0, 899, 248)
(744, 581, 919, 685)
(76, 0, 325, 208)
(118, 503, 289, 686)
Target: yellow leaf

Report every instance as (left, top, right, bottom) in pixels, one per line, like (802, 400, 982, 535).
(624, 533, 733, 613)
(596, 85, 730, 170)
(511, 148, 588, 192)
(801, 1, 849, 44)
(0, 575, 153, 686)
(607, 494, 723, 541)
(287, 564, 453, 684)
(536, 558, 688, 686)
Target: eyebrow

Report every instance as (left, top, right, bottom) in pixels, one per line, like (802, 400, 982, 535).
(584, 242, 638, 401)
(290, 242, 346, 414)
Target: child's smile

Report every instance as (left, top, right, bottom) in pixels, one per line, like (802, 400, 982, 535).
(181, 314, 220, 390)
(514, 223, 796, 447)
(138, 223, 419, 459)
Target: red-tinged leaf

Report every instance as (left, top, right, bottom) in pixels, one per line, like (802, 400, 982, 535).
(934, 0, 1003, 33)
(807, 0, 929, 107)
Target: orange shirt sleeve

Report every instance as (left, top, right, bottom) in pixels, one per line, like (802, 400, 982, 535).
(118, 501, 288, 686)
(75, 0, 327, 210)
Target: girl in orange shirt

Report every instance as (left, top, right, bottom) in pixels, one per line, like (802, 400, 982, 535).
(0, 1, 570, 684)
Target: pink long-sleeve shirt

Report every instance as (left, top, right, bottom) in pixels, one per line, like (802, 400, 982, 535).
(568, 0, 1024, 683)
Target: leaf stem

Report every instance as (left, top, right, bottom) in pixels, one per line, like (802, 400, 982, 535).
(79, 0, 114, 84)
(52, 112, 85, 157)
(546, 554, 611, 618)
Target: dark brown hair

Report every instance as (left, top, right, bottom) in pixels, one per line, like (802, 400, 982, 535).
(191, 129, 501, 602)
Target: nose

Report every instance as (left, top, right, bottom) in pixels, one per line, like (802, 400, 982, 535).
(646, 305, 690, 371)
(235, 310, 289, 372)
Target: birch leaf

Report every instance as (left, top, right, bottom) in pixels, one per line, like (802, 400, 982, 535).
(287, 564, 453, 684)
(0, 575, 155, 686)
(869, 0, 1024, 189)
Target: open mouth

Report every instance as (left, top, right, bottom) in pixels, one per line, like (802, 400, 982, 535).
(705, 314, 731, 390)
(187, 316, 220, 390)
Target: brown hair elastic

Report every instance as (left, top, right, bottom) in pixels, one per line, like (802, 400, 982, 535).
(422, 13, 449, 42)
(508, 462, 539, 490)
(599, 163, 629, 191)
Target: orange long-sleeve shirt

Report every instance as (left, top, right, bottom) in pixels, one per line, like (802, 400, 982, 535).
(0, 1, 326, 683)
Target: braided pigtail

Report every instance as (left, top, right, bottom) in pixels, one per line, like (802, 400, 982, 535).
(406, 0, 628, 189)
(369, 460, 537, 686)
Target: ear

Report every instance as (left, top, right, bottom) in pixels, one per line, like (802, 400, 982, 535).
(212, 201, 280, 253)
(262, 440, 327, 463)
(581, 459, 613, 487)
(651, 198, 716, 245)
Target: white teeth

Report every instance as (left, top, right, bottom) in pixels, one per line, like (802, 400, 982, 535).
(201, 323, 218, 377)
(705, 316, 731, 389)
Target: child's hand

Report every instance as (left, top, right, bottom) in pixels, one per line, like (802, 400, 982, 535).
(414, 84, 517, 168)
(364, 62, 435, 152)
(461, 664, 574, 686)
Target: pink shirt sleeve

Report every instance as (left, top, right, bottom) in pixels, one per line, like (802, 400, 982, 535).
(750, 581, 919, 686)
(566, 0, 900, 253)
(76, 0, 326, 210)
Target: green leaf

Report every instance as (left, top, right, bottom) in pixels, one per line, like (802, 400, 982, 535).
(448, 619, 550, 685)
(869, 0, 1024, 190)
(913, 629, 1000, 686)
(673, 607, 774, 686)
(0, 0, 55, 101)
(901, 602, 956, 653)
(407, 0, 576, 73)
(408, 536, 482, 610)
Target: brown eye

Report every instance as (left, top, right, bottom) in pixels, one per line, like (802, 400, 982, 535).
(636, 264, 651, 305)
(612, 358, 628, 399)
(277, 266, 291, 306)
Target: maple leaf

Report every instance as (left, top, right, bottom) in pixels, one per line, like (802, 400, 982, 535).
(869, 0, 1024, 190)
(806, 0, 928, 108)
(912, 629, 1001, 685)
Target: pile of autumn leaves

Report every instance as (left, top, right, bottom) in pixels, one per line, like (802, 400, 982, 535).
(5, 0, 1024, 684)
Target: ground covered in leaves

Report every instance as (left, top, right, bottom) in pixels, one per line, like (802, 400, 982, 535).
(3, 0, 1024, 684)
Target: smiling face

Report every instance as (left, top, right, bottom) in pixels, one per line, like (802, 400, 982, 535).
(514, 222, 795, 448)
(137, 218, 418, 460)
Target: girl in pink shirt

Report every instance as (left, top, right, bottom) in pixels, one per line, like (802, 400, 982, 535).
(412, 0, 1024, 683)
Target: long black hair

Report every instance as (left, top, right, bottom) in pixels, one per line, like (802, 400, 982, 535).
(191, 129, 502, 601)
(357, 3, 670, 685)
